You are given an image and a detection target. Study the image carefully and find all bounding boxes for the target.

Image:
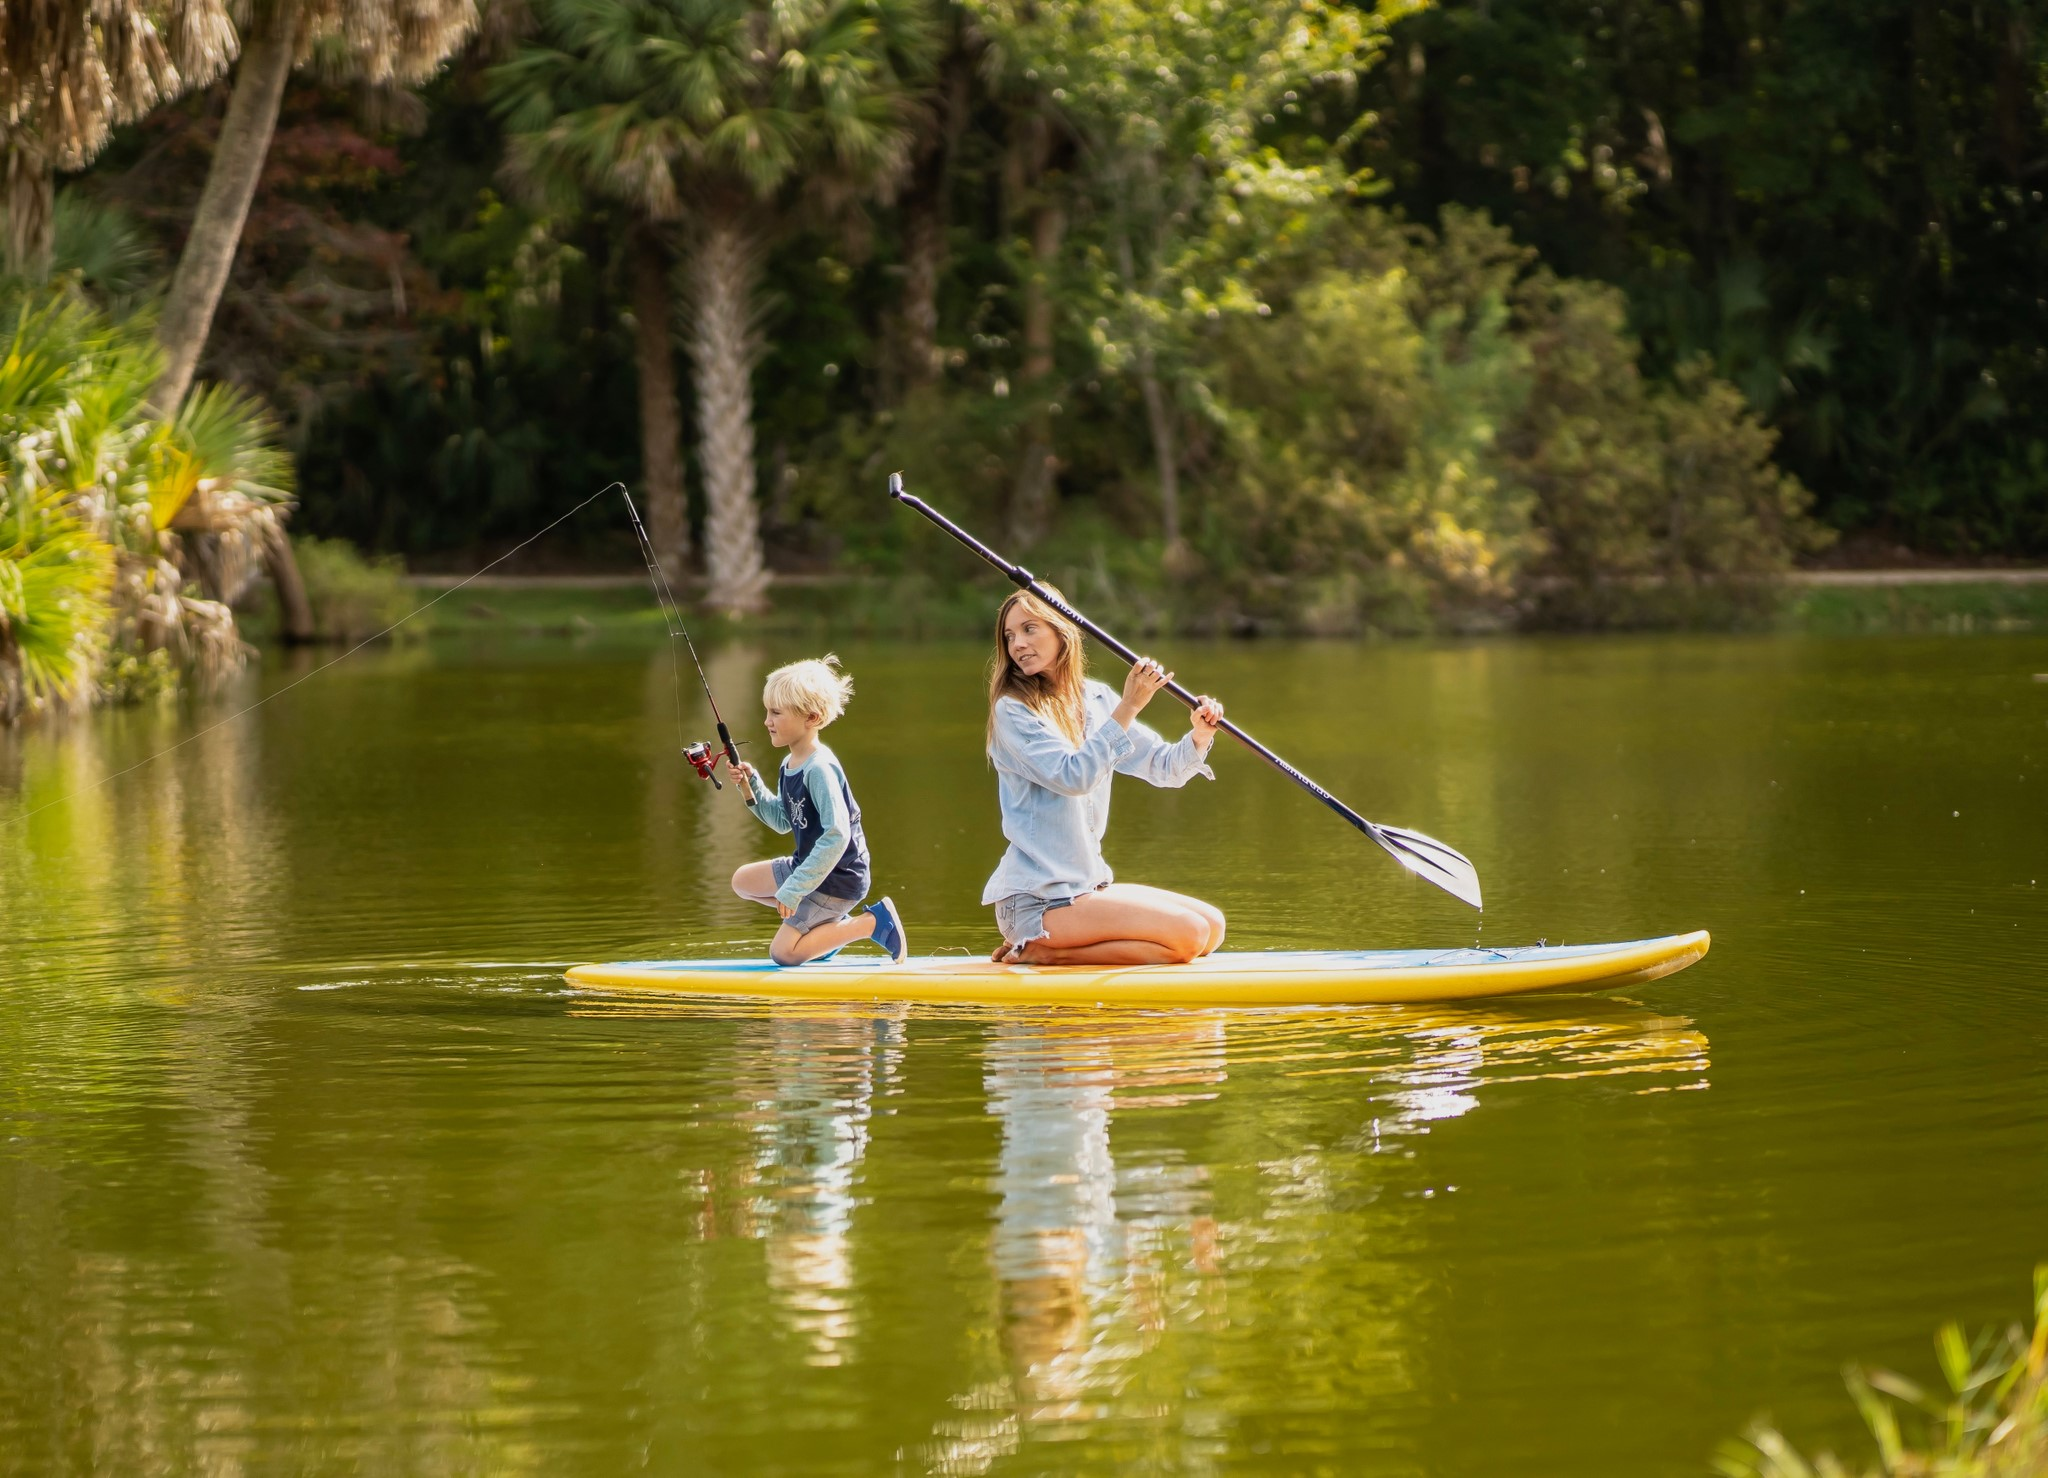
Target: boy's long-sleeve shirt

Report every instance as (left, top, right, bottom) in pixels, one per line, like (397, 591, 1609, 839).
(744, 743, 871, 907)
(982, 678, 1213, 905)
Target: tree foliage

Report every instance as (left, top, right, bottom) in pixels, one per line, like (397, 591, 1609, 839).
(1353, 0, 2048, 555)
(45, 0, 2034, 637)
(0, 280, 294, 721)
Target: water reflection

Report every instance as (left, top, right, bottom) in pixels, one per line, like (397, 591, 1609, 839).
(906, 998, 1707, 1472)
(741, 1011, 904, 1365)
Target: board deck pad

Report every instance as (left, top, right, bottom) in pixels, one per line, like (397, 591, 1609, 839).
(565, 930, 1710, 1007)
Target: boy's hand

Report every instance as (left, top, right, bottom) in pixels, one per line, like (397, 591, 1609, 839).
(1190, 696, 1225, 750)
(731, 759, 759, 801)
(776, 898, 795, 919)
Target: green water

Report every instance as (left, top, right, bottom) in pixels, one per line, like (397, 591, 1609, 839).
(3, 632, 2044, 1476)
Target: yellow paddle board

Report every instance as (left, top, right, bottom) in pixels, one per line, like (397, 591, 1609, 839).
(565, 930, 1709, 1007)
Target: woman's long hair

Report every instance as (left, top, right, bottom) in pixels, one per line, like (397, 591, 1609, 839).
(988, 587, 1089, 748)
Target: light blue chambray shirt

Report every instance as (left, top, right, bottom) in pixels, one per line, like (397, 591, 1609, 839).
(982, 679, 1215, 906)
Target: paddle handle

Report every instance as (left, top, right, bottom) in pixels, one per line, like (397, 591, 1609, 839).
(888, 473, 1388, 847)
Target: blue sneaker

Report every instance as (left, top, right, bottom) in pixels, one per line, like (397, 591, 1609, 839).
(868, 896, 909, 962)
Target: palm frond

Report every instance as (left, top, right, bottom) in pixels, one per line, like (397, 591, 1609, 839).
(170, 383, 297, 507)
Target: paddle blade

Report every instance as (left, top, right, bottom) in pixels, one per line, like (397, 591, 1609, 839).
(1371, 823, 1484, 910)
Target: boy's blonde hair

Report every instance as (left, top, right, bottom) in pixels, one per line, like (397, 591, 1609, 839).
(762, 654, 854, 727)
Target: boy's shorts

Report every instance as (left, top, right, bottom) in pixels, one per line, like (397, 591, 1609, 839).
(771, 856, 862, 934)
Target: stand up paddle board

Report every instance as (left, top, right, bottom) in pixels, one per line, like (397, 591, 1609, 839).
(565, 930, 1709, 1007)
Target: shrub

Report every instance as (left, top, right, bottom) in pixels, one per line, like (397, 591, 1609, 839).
(288, 536, 419, 644)
(1201, 208, 1830, 631)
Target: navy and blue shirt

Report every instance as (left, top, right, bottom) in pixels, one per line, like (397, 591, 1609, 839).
(743, 743, 871, 906)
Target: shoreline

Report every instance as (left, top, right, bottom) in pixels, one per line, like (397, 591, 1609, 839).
(371, 568, 2048, 642)
(403, 566, 2048, 592)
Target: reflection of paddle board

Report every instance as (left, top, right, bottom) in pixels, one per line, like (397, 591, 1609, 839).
(565, 930, 1709, 1007)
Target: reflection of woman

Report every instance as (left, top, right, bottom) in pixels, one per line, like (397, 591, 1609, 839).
(983, 588, 1227, 965)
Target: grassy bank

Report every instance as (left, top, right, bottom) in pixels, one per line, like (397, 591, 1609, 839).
(332, 572, 2048, 645)
(1782, 579, 2048, 635)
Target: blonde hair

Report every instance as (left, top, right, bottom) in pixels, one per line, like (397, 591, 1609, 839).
(763, 654, 854, 727)
(988, 587, 1088, 747)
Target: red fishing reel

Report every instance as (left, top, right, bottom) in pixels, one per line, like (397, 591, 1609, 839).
(684, 736, 745, 788)
(684, 741, 726, 788)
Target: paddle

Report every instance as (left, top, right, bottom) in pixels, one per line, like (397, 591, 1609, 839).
(888, 472, 1484, 910)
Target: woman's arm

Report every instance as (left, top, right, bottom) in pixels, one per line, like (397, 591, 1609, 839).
(1116, 702, 1220, 789)
(990, 697, 1135, 797)
(774, 764, 851, 905)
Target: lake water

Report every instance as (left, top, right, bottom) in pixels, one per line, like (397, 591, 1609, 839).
(3, 631, 2044, 1475)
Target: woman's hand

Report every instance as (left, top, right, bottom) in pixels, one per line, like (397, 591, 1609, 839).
(1113, 657, 1174, 729)
(1190, 696, 1225, 752)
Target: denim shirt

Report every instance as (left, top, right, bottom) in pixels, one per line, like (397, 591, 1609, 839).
(982, 679, 1215, 905)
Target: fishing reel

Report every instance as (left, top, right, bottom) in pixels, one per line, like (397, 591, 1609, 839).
(684, 741, 726, 788)
(684, 733, 745, 788)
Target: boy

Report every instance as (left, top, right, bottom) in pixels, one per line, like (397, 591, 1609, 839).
(729, 655, 908, 965)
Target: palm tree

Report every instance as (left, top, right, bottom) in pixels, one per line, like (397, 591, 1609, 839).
(496, 0, 934, 614)
(488, 1, 700, 580)
(0, 0, 236, 274)
(149, 0, 478, 417)
(887, 16, 971, 399)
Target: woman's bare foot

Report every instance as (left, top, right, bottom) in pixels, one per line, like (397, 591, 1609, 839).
(991, 940, 1021, 963)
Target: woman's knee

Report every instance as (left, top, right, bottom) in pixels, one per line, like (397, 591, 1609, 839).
(1161, 910, 1211, 963)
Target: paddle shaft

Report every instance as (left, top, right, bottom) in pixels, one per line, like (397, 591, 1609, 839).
(889, 477, 1396, 850)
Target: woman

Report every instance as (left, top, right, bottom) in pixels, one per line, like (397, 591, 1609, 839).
(983, 586, 1227, 965)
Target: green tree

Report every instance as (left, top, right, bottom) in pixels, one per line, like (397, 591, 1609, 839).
(495, 0, 935, 613)
(966, 0, 1416, 558)
(149, 0, 478, 418)
(1356, 0, 2048, 555)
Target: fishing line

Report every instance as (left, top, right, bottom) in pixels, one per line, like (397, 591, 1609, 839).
(617, 488, 740, 782)
(11, 479, 652, 823)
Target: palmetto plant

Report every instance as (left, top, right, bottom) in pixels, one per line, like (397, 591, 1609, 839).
(0, 496, 116, 721)
(0, 283, 294, 721)
(494, 0, 934, 613)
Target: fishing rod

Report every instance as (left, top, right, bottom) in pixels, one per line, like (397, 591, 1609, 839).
(618, 488, 742, 788)
(887, 471, 1483, 910)
(13, 481, 736, 823)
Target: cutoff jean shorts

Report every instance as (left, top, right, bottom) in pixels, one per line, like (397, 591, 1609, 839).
(771, 856, 862, 935)
(993, 882, 1109, 948)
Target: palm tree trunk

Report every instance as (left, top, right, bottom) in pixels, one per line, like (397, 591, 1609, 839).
(3, 145, 54, 276)
(150, 0, 304, 415)
(894, 174, 945, 394)
(1113, 222, 1183, 556)
(1134, 348, 1180, 549)
(686, 212, 768, 616)
(260, 520, 315, 643)
(1008, 196, 1064, 547)
(631, 225, 690, 580)
(893, 55, 968, 398)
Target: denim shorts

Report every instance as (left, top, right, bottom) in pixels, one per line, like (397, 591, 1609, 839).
(993, 882, 1107, 948)
(771, 856, 861, 935)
